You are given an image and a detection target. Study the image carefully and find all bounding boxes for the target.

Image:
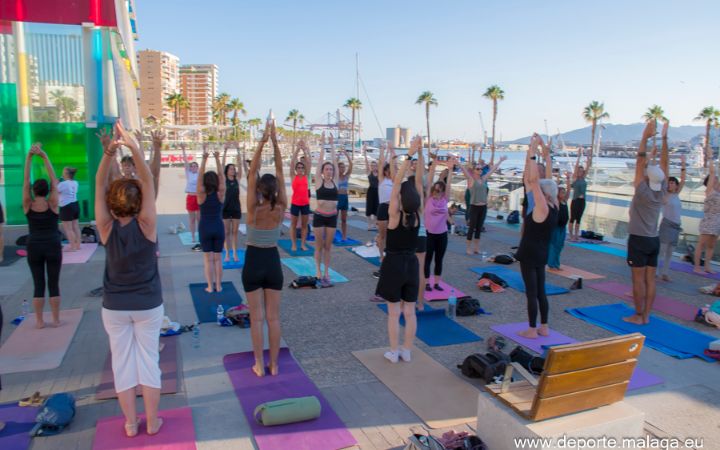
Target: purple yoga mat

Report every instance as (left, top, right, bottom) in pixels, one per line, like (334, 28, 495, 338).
(0, 403, 39, 450)
(669, 260, 720, 280)
(490, 322, 664, 391)
(223, 348, 357, 450)
(589, 281, 698, 321)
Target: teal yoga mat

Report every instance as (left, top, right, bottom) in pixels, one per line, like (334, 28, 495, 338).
(566, 303, 717, 362)
(569, 242, 627, 258)
(345, 247, 381, 266)
(470, 266, 569, 295)
(308, 229, 362, 246)
(281, 257, 349, 283)
(221, 249, 245, 269)
(178, 232, 195, 246)
(377, 304, 482, 347)
(189, 282, 244, 323)
(278, 239, 315, 256)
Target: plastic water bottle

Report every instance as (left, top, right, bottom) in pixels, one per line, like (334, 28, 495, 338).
(192, 322, 200, 349)
(21, 300, 30, 318)
(447, 289, 457, 319)
(216, 304, 225, 325)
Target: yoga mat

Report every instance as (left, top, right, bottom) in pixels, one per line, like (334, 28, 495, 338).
(61, 243, 98, 264)
(278, 239, 315, 256)
(424, 278, 468, 302)
(0, 308, 83, 374)
(353, 347, 480, 428)
(221, 249, 246, 269)
(566, 303, 717, 362)
(669, 260, 720, 280)
(0, 402, 39, 450)
(547, 264, 605, 280)
(0, 245, 23, 267)
(189, 282, 244, 323)
(346, 245, 381, 267)
(178, 231, 194, 246)
(377, 304, 482, 347)
(348, 219, 372, 230)
(470, 266, 569, 295)
(281, 257, 348, 283)
(589, 281, 698, 321)
(490, 322, 663, 391)
(223, 348, 357, 450)
(570, 242, 627, 258)
(93, 406, 196, 450)
(306, 229, 360, 246)
(95, 335, 180, 400)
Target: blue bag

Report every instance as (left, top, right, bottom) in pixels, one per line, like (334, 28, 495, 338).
(30, 393, 76, 436)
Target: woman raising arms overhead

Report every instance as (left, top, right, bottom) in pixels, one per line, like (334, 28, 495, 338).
(313, 134, 340, 285)
(197, 145, 227, 293)
(289, 140, 312, 252)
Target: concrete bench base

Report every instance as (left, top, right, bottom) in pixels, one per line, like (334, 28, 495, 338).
(476, 393, 645, 450)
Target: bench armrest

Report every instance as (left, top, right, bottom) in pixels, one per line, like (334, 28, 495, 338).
(500, 362, 539, 393)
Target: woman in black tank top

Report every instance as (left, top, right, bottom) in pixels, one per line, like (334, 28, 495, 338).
(313, 133, 340, 285)
(222, 145, 243, 262)
(22, 144, 62, 329)
(516, 135, 558, 340)
(375, 137, 424, 364)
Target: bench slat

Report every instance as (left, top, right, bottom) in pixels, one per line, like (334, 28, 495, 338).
(543, 334, 644, 375)
(537, 360, 636, 398)
(531, 382, 629, 421)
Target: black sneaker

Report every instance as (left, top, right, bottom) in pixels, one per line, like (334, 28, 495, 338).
(191, 244, 202, 252)
(372, 271, 381, 279)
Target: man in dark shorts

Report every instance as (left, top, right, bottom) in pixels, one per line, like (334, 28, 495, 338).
(625, 121, 666, 325)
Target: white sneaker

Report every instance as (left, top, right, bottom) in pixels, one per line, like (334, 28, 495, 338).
(384, 350, 399, 363)
(177, 222, 186, 231)
(399, 348, 412, 362)
(168, 226, 178, 235)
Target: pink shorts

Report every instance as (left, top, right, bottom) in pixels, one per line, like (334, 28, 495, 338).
(186, 194, 199, 212)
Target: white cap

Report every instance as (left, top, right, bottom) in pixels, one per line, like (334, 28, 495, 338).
(647, 165, 665, 191)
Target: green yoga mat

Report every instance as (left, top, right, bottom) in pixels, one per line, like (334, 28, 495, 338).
(281, 257, 348, 283)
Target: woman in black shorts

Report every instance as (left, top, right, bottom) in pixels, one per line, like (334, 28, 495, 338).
(363, 146, 379, 231)
(197, 146, 226, 293)
(58, 167, 81, 251)
(313, 134, 340, 285)
(376, 137, 423, 363)
(222, 145, 243, 263)
(23, 144, 62, 328)
(568, 147, 590, 241)
(242, 118, 287, 377)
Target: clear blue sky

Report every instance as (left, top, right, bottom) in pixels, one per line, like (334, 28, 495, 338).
(134, 0, 720, 141)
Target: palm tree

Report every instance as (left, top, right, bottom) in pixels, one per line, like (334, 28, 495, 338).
(582, 101, 609, 159)
(416, 91, 437, 156)
(642, 105, 666, 152)
(483, 85, 505, 163)
(227, 98, 247, 127)
(343, 98, 362, 156)
(49, 90, 67, 121)
(165, 92, 189, 125)
(286, 109, 305, 153)
(62, 97, 79, 122)
(695, 106, 719, 167)
(213, 93, 231, 125)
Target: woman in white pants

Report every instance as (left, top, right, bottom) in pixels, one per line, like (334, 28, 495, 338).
(95, 120, 164, 438)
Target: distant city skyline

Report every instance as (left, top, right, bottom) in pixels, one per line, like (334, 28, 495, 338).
(134, 0, 720, 140)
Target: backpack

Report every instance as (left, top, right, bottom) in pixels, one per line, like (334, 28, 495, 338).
(81, 226, 99, 243)
(479, 272, 508, 288)
(16, 234, 29, 246)
(509, 346, 546, 375)
(492, 254, 515, 265)
(506, 210, 520, 224)
(30, 393, 76, 436)
(456, 297, 481, 316)
(457, 350, 510, 383)
(290, 276, 317, 289)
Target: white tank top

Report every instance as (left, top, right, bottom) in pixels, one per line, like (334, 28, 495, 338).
(57, 180, 78, 207)
(185, 170, 199, 194)
(379, 178, 393, 204)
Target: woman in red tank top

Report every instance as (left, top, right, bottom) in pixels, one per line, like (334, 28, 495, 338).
(289, 140, 312, 251)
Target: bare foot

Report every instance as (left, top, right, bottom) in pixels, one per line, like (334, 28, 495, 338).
(517, 328, 538, 339)
(233, 255, 239, 262)
(622, 314, 645, 325)
(35, 320, 45, 329)
(291, 246, 297, 252)
(642, 315, 651, 325)
(660, 274, 670, 282)
(147, 417, 163, 436)
(51, 320, 61, 328)
(204, 286, 213, 293)
(693, 267, 704, 274)
(466, 249, 473, 255)
(416, 301, 425, 311)
(538, 325, 550, 336)
(216, 284, 223, 293)
(269, 363, 279, 376)
(705, 268, 716, 274)
(223, 256, 230, 262)
(300, 245, 308, 251)
(252, 364, 265, 377)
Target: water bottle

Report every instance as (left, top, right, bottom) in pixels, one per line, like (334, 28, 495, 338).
(192, 322, 200, 349)
(216, 304, 225, 325)
(447, 289, 457, 319)
(21, 300, 30, 318)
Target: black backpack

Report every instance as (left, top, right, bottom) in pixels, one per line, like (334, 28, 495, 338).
(456, 297, 481, 316)
(81, 226, 99, 243)
(458, 350, 510, 383)
(290, 276, 317, 289)
(509, 346, 545, 375)
(506, 210, 520, 224)
(492, 254, 515, 265)
(479, 272, 508, 288)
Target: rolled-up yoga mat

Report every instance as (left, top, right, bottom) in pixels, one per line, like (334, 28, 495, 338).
(254, 396, 321, 426)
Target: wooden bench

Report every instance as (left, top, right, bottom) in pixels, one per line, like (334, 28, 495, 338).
(485, 333, 644, 421)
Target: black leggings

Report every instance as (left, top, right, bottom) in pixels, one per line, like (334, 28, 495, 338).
(424, 232, 448, 278)
(520, 261, 548, 328)
(466, 204, 487, 240)
(27, 243, 62, 298)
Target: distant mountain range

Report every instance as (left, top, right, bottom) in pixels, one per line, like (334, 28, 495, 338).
(507, 123, 708, 145)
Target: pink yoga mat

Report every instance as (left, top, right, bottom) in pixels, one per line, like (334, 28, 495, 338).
(490, 322, 663, 391)
(424, 278, 467, 301)
(669, 260, 720, 280)
(223, 348, 357, 450)
(93, 407, 196, 450)
(96, 336, 179, 400)
(62, 243, 98, 264)
(0, 308, 83, 374)
(589, 281, 698, 321)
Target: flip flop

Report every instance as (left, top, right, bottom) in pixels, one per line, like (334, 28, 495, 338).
(19, 391, 45, 407)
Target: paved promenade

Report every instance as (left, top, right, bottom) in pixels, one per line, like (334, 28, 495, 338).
(0, 167, 718, 449)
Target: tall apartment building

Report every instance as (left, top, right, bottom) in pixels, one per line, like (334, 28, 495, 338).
(179, 64, 218, 125)
(386, 126, 412, 148)
(137, 49, 179, 123)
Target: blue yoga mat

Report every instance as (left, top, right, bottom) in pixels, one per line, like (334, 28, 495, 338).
(566, 303, 717, 362)
(189, 281, 244, 323)
(178, 232, 195, 246)
(345, 247, 381, 266)
(278, 239, 315, 256)
(470, 266, 569, 295)
(569, 242, 627, 258)
(281, 256, 349, 283)
(221, 249, 246, 269)
(308, 229, 362, 246)
(377, 304, 482, 347)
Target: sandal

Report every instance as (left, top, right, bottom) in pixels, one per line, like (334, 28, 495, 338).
(147, 418, 164, 436)
(19, 391, 45, 407)
(125, 418, 141, 438)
